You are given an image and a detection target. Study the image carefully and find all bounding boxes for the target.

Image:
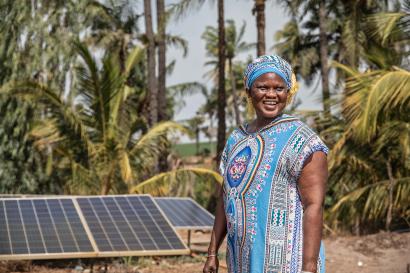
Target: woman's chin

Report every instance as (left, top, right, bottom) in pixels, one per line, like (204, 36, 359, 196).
(258, 109, 282, 119)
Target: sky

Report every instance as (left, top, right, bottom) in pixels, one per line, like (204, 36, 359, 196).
(164, 0, 324, 123)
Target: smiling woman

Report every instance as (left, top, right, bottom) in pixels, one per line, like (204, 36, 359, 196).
(203, 55, 328, 273)
(247, 72, 288, 130)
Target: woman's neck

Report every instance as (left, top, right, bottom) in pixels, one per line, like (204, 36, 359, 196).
(248, 113, 283, 133)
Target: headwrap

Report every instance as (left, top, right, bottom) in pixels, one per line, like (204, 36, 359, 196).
(244, 55, 299, 106)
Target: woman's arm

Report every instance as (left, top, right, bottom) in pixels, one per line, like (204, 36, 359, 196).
(203, 185, 227, 273)
(298, 151, 328, 272)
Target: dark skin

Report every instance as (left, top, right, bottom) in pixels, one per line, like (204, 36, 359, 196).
(203, 72, 327, 273)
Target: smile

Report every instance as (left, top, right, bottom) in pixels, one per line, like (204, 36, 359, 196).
(263, 101, 278, 105)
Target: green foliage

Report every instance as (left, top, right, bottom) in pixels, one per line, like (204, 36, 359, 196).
(0, 97, 50, 194)
(325, 1, 410, 232)
(131, 167, 222, 206)
(2, 42, 185, 195)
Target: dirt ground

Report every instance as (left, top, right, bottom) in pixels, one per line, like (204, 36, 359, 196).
(1, 231, 409, 273)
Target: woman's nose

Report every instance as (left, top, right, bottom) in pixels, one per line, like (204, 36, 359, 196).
(265, 88, 278, 97)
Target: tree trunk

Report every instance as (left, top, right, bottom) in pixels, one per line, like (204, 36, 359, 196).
(157, 0, 167, 122)
(216, 0, 226, 164)
(144, 0, 157, 126)
(156, 0, 170, 173)
(229, 58, 241, 126)
(318, 0, 331, 120)
(195, 126, 200, 155)
(101, 167, 115, 195)
(254, 0, 266, 56)
(386, 160, 396, 231)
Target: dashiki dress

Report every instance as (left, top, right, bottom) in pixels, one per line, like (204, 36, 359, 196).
(220, 114, 328, 273)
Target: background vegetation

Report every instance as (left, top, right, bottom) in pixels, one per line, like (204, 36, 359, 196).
(0, 0, 408, 234)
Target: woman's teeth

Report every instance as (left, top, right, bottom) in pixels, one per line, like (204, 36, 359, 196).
(264, 101, 277, 105)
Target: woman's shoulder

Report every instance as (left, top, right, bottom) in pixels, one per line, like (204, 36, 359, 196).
(224, 126, 247, 146)
(281, 114, 319, 135)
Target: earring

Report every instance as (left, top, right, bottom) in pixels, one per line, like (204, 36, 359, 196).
(286, 73, 299, 106)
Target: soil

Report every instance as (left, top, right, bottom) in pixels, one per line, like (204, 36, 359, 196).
(1, 231, 409, 273)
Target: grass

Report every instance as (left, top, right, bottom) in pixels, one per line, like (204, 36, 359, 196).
(173, 142, 216, 157)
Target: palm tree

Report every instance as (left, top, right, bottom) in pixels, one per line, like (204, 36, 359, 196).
(169, 0, 227, 162)
(318, 0, 331, 119)
(157, 0, 167, 122)
(202, 20, 254, 126)
(143, 0, 158, 126)
(216, 0, 226, 163)
(274, 19, 320, 86)
(2, 41, 222, 196)
(85, 1, 140, 71)
(1, 43, 179, 194)
(274, 0, 334, 119)
(275, 0, 390, 121)
(253, 0, 266, 56)
(87, 1, 189, 123)
(326, 3, 410, 231)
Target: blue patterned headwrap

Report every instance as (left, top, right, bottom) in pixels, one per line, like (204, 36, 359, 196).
(244, 55, 293, 90)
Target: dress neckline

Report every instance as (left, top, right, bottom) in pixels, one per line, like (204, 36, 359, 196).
(240, 114, 297, 136)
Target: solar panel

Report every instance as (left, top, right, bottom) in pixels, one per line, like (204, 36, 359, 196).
(76, 195, 189, 256)
(0, 198, 94, 260)
(155, 197, 214, 229)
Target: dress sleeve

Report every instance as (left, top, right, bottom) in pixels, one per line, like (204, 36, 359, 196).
(293, 133, 329, 180)
(219, 139, 230, 177)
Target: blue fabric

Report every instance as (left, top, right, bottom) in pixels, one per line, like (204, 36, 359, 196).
(244, 55, 293, 90)
(220, 115, 328, 273)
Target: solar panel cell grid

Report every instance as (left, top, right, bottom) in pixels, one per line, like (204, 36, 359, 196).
(0, 195, 189, 260)
(155, 198, 214, 229)
(0, 198, 94, 257)
(0, 201, 11, 255)
(76, 195, 187, 254)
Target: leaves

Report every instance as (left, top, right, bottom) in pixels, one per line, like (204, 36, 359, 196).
(131, 167, 222, 196)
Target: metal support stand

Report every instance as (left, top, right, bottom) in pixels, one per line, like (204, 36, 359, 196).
(187, 230, 191, 248)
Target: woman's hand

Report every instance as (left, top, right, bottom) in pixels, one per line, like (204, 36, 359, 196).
(203, 256, 219, 273)
(204, 184, 227, 273)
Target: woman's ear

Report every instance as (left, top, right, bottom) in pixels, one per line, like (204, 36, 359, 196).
(245, 87, 251, 97)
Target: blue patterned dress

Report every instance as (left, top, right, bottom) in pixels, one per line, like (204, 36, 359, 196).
(220, 114, 328, 273)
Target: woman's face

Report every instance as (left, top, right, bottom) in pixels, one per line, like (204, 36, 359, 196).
(248, 72, 288, 120)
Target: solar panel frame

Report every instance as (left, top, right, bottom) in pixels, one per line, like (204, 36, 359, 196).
(155, 197, 215, 230)
(0, 196, 96, 261)
(0, 195, 190, 260)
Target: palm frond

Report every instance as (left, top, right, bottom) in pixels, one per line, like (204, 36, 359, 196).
(119, 149, 133, 183)
(358, 69, 410, 140)
(366, 12, 410, 45)
(131, 167, 222, 195)
(129, 121, 188, 157)
(329, 177, 410, 224)
(165, 35, 188, 57)
(125, 46, 144, 76)
(168, 0, 207, 21)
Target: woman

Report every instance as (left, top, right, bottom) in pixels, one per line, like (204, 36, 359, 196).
(203, 55, 328, 273)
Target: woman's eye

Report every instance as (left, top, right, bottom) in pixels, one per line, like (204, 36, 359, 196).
(276, 87, 285, 92)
